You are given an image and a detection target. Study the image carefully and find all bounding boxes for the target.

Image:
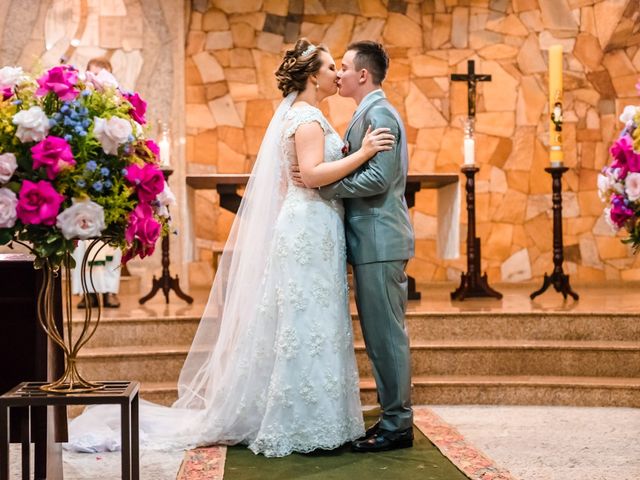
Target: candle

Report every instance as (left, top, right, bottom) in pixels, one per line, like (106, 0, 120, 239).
(463, 137, 475, 165)
(548, 44, 563, 165)
(159, 137, 170, 167)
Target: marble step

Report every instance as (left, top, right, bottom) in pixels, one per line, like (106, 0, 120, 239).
(361, 312, 640, 343)
(131, 375, 640, 410)
(73, 311, 640, 348)
(76, 340, 640, 384)
(71, 316, 201, 348)
(355, 340, 640, 378)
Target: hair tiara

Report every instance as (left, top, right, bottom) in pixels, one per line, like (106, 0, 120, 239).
(301, 44, 317, 57)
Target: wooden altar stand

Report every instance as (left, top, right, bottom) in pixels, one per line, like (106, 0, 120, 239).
(187, 173, 460, 300)
(0, 253, 67, 479)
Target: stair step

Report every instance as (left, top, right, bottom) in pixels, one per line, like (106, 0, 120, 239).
(352, 313, 640, 342)
(74, 312, 640, 349)
(72, 316, 200, 348)
(77, 346, 189, 382)
(127, 375, 640, 410)
(354, 340, 640, 377)
(360, 375, 640, 407)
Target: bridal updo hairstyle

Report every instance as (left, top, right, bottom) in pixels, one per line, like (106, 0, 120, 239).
(275, 39, 328, 97)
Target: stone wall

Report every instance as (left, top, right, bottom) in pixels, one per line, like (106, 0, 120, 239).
(185, 0, 640, 284)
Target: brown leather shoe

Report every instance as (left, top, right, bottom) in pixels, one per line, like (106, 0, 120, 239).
(77, 293, 99, 309)
(103, 293, 121, 308)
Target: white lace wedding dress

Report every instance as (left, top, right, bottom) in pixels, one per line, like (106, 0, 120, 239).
(68, 104, 364, 458)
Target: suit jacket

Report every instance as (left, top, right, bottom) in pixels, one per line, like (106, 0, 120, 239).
(319, 90, 415, 265)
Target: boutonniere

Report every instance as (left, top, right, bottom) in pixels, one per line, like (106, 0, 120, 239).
(341, 141, 349, 156)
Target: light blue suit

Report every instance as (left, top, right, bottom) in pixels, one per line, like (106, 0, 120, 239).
(319, 90, 414, 432)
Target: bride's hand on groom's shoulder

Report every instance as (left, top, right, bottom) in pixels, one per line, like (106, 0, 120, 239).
(289, 163, 307, 188)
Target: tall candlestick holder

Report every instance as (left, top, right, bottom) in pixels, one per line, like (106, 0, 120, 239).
(139, 168, 194, 305)
(530, 166, 579, 300)
(451, 164, 503, 301)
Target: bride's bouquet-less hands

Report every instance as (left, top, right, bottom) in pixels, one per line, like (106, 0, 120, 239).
(0, 64, 174, 267)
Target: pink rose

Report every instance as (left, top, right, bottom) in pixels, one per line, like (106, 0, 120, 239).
(625, 172, 640, 201)
(31, 136, 76, 180)
(609, 195, 634, 229)
(16, 179, 65, 226)
(2, 87, 12, 100)
(125, 163, 165, 202)
(0, 187, 18, 228)
(35, 65, 79, 101)
(610, 135, 640, 177)
(145, 139, 160, 158)
(124, 92, 147, 125)
(0, 153, 17, 184)
(124, 203, 161, 259)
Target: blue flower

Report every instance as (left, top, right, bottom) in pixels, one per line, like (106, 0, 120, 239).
(100, 167, 110, 177)
(86, 160, 98, 172)
(121, 168, 128, 176)
(92, 181, 103, 192)
(78, 130, 87, 137)
(64, 134, 72, 142)
(82, 119, 90, 128)
(11, 99, 22, 105)
(76, 179, 86, 188)
(48, 119, 57, 127)
(104, 180, 113, 189)
(60, 104, 69, 113)
(81, 89, 91, 97)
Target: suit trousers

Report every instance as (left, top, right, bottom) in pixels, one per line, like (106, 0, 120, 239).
(352, 260, 413, 431)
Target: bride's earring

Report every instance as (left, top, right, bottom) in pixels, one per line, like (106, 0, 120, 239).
(315, 83, 319, 91)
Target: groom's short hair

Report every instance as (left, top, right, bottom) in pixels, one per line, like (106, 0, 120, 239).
(346, 41, 389, 86)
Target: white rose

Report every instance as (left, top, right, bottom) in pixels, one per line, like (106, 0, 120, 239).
(0, 153, 17, 184)
(55, 198, 106, 240)
(0, 187, 17, 228)
(155, 181, 176, 218)
(603, 207, 618, 231)
(0, 66, 23, 89)
(619, 105, 638, 126)
(625, 172, 640, 202)
(13, 106, 50, 143)
(93, 116, 132, 155)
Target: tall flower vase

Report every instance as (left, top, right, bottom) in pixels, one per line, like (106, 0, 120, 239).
(30, 239, 110, 394)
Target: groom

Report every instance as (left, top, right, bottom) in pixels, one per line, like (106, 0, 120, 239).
(320, 41, 415, 452)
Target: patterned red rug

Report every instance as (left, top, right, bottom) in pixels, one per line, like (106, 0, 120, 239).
(413, 408, 516, 480)
(176, 407, 515, 479)
(176, 445, 226, 480)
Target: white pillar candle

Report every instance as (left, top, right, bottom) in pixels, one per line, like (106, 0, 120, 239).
(158, 137, 170, 166)
(463, 137, 475, 165)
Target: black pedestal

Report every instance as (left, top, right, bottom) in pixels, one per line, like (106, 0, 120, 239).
(451, 166, 502, 301)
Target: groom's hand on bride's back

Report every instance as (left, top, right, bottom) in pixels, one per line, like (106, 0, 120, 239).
(290, 163, 307, 188)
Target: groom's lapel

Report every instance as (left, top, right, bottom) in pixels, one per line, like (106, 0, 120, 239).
(344, 90, 386, 142)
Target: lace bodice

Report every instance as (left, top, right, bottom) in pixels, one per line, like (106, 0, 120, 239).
(281, 105, 345, 184)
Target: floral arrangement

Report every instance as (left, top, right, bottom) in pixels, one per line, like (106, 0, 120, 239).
(0, 64, 174, 267)
(598, 103, 640, 252)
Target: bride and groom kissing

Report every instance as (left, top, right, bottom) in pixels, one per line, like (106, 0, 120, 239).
(69, 39, 415, 458)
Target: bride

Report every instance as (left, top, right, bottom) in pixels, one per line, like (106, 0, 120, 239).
(68, 38, 394, 458)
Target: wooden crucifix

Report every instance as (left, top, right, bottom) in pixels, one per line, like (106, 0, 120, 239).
(449, 60, 502, 301)
(451, 59, 492, 120)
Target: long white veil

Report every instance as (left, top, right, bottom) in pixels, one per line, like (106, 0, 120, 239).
(68, 93, 298, 452)
(175, 92, 296, 409)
